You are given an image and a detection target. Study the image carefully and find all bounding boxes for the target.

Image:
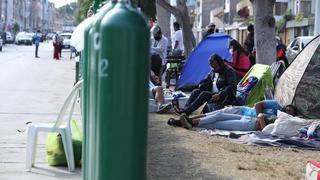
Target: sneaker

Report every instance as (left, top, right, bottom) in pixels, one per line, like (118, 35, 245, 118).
(180, 114, 193, 130)
(157, 103, 172, 114)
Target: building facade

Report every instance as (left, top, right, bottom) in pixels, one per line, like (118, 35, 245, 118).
(221, 0, 316, 46)
(0, 0, 63, 33)
(193, 0, 225, 42)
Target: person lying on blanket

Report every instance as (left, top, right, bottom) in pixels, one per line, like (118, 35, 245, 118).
(168, 100, 298, 131)
(149, 72, 172, 114)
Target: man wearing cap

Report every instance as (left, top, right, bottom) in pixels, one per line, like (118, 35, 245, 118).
(150, 25, 168, 85)
(202, 22, 216, 40)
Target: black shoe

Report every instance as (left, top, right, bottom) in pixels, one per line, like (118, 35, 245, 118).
(167, 118, 182, 127)
(35, 56, 40, 58)
(228, 132, 241, 139)
(180, 114, 193, 130)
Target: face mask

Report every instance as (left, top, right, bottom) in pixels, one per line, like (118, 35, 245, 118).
(229, 48, 233, 54)
(154, 36, 161, 41)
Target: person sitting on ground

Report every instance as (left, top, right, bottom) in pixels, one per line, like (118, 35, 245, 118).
(149, 72, 172, 114)
(227, 39, 251, 83)
(174, 54, 237, 116)
(169, 100, 298, 131)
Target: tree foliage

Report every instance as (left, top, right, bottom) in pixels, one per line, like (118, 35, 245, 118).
(58, 2, 78, 14)
(131, 0, 156, 20)
(74, 0, 156, 24)
(75, 0, 93, 24)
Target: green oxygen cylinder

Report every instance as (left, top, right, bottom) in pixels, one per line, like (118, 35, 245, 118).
(95, 1, 150, 179)
(87, 1, 117, 180)
(81, 17, 93, 180)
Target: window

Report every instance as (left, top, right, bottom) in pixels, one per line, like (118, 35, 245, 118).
(274, 2, 288, 16)
(187, 0, 196, 6)
(289, 39, 296, 48)
(300, 0, 312, 17)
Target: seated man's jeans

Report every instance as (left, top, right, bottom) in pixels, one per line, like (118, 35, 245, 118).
(183, 89, 212, 115)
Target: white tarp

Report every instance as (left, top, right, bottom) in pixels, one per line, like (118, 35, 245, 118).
(70, 16, 94, 51)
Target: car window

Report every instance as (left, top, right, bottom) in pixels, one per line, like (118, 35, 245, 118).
(61, 35, 71, 39)
(290, 39, 297, 48)
(294, 39, 300, 47)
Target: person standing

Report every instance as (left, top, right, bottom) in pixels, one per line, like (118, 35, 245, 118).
(53, 33, 59, 60)
(172, 22, 183, 56)
(33, 30, 41, 58)
(244, 24, 255, 65)
(244, 24, 254, 54)
(150, 25, 168, 85)
(58, 35, 64, 58)
(202, 22, 215, 40)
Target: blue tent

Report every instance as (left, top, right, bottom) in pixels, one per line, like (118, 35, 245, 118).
(176, 33, 232, 90)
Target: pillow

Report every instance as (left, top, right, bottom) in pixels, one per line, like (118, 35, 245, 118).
(271, 110, 309, 138)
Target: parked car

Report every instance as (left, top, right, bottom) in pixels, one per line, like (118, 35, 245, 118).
(0, 31, 6, 45)
(6, 32, 14, 43)
(0, 37, 3, 51)
(15, 32, 33, 45)
(286, 36, 315, 64)
(60, 32, 72, 49)
(46, 33, 55, 40)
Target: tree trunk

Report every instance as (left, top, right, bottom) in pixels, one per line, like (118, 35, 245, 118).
(252, 0, 276, 65)
(155, 1, 171, 39)
(156, 0, 196, 58)
(0, 0, 2, 30)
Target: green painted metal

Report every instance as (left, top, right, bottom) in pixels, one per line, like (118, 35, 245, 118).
(86, 1, 117, 180)
(93, 1, 150, 179)
(81, 17, 94, 180)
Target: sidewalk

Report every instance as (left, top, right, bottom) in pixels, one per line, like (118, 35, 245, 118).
(0, 43, 81, 180)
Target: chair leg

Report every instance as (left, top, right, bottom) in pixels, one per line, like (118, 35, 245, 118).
(166, 70, 170, 89)
(175, 70, 179, 86)
(25, 125, 38, 171)
(60, 129, 75, 172)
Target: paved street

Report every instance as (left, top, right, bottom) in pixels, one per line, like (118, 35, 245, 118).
(0, 42, 81, 180)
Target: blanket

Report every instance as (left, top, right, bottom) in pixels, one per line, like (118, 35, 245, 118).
(233, 132, 320, 150)
(194, 127, 253, 137)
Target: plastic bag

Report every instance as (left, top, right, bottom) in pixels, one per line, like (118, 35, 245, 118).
(46, 119, 82, 166)
(271, 111, 308, 138)
(306, 161, 320, 180)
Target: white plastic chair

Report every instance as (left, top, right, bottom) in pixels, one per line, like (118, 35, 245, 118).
(25, 80, 83, 172)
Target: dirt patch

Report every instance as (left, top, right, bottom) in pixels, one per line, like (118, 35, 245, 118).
(146, 113, 319, 180)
